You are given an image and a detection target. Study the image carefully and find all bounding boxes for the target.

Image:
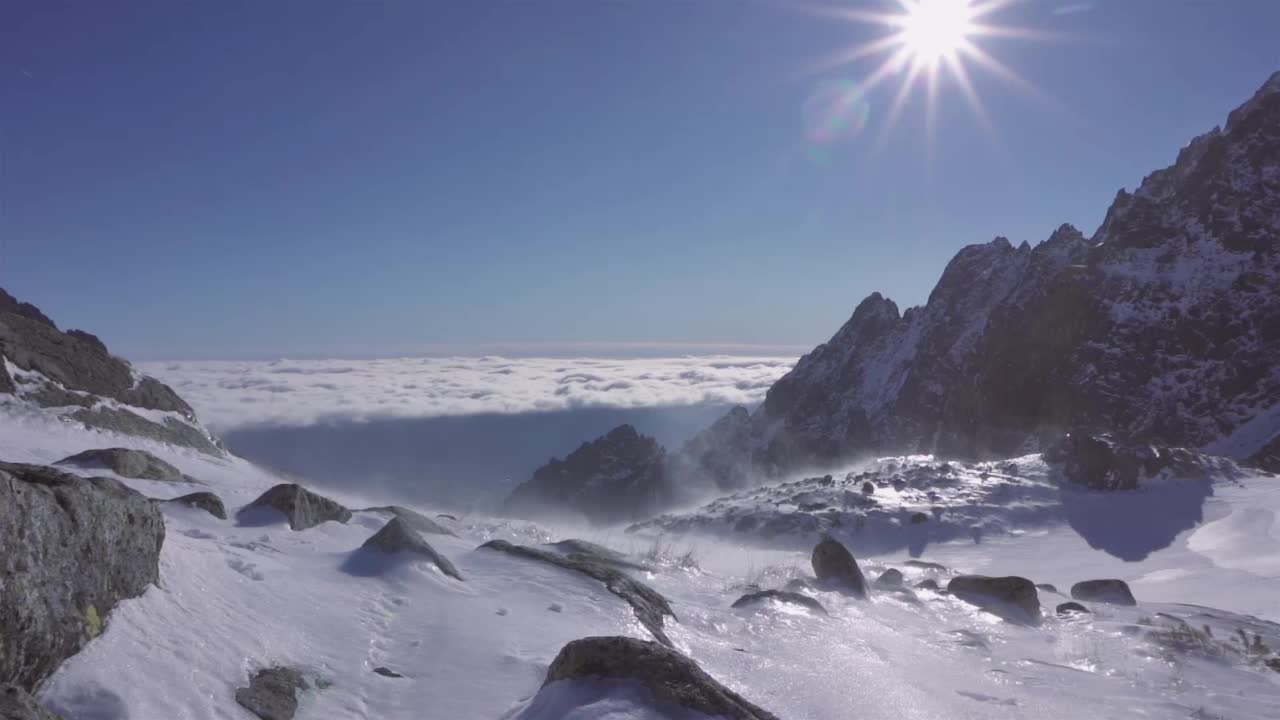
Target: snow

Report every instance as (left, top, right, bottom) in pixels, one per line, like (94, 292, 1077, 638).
(3, 411, 1279, 719)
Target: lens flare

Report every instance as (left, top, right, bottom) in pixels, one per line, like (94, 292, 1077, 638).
(804, 79, 873, 146)
(804, 0, 1049, 146)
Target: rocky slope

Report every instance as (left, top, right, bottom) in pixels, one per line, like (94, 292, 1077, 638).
(0, 289, 221, 454)
(507, 71, 1280, 522)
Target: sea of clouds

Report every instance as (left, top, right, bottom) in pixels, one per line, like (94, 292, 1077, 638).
(140, 356, 798, 432)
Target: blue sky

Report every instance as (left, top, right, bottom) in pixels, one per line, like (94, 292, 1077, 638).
(2, 1, 1277, 360)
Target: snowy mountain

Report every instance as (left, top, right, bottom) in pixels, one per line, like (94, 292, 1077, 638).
(508, 71, 1280, 522)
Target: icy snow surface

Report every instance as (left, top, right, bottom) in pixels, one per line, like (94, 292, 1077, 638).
(2, 411, 1278, 719)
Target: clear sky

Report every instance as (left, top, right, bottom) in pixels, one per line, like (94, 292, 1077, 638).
(2, 1, 1277, 360)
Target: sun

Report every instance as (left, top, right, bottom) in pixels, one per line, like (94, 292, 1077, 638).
(899, 0, 975, 67)
(804, 0, 1044, 145)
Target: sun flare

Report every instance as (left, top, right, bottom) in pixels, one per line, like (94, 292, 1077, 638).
(805, 0, 1045, 147)
(899, 0, 975, 67)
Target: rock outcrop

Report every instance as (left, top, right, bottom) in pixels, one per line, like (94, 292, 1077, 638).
(1071, 579, 1137, 606)
(479, 540, 675, 647)
(361, 505, 455, 536)
(241, 484, 352, 531)
(732, 589, 827, 615)
(0, 289, 219, 455)
(235, 667, 308, 720)
(948, 575, 1041, 626)
(541, 636, 780, 720)
(0, 462, 164, 691)
(811, 536, 868, 597)
(165, 491, 227, 520)
(504, 425, 670, 524)
(57, 448, 190, 483)
(360, 517, 464, 580)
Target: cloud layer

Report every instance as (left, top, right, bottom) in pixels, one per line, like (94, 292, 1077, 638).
(140, 356, 797, 432)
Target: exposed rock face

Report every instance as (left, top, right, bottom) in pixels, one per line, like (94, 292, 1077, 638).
(810, 536, 867, 598)
(504, 425, 670, 524)
(166, 491, 227, 520)
(948, 575, 1041, 626)
(479, 540, 675, 647)
(0, 685, 61, 720)
(57, 448, 189, 483)
(1071, 579, 1137, 606)
(0, 288, 219, 455)
(732, 589, 827, 615)
(0, 462, 164, 691)
(876, 568, 905, 588)
(1044, 433, 1233, 490)
(542, 636, 780, 720)
(235, 667, 308, 720)
(242, 484, 352, 531)
(519, 73, 1280, 521)
(361, 517, 463, 580)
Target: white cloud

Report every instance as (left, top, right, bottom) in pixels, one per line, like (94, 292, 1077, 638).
(140, 355, 798, 432)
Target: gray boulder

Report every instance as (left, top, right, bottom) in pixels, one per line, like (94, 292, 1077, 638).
(0, 685, 61, 720)
(903, 559, 947, 572)
(360, 517, 464, 580)
(480, 540, 675, 647)
(1056, 601, 1091, 616)
(948, 575, 1041, 626)
(732, 589, 827, 615)
(57, 448, 189, 482)
(876, 568, 905, 588)
(242, 484, 352, 531)
(914, 579, 941, 591)
(166, 491, 227, 520)
(361, 505, 454, 536)
(543, 636, 779, 720)
(1036, 583, 1058, 593)
(1071, 579, 1137, 606)
(546, 539, 649, 571)
(235, 667, 308, 720)
(811, 536, 868, 598)
(0, 462, 164, 691)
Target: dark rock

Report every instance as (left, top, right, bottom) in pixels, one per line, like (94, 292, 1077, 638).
(242, 484, 352, 531)
(547, 539, 649, 571)
(1036, 583, 1058, 593)
(1071, 579, 1137, 606)
(479, 540, 675, 646)
(505, 425, 670, 524)
(811, 536, 867, 598)
(543, 636, 779, 720)
(361, 505, 454, 536)
(0, 462, 164, 691)
(68, 408, 220, 455)
(0, 684, 61, 720)
(948, 575, 1041, 625)
(26, 383, 95, 409)
(235, 667, 308, 720)
(56, 448, 189, 482)
(360, 517, 463, 581)
(167, 491, 227, 519)
(876, 568, 905, 588)
(861, 481, 875, 494)
(1056, 601, 1091, 616)
(0, 289, 56, 328)
(731, 589, 827, 615)
(0, 300, 192, 416)
(903, 559, 947, 572)
(372, 667, 403, 678)
(909, 512, 929, 524)
(915, 579, 941, 591)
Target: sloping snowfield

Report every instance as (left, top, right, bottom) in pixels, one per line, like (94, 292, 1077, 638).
(3, 407, 1278, 719)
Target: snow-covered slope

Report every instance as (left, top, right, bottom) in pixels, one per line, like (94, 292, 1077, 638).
(6, 407, 1279, 720)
